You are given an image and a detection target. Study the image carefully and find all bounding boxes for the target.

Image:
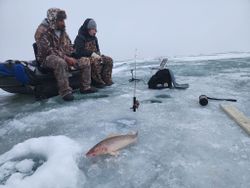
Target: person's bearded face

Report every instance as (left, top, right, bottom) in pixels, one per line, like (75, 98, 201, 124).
(56, 19, 65, 31)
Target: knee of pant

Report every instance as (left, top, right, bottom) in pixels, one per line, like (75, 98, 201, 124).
(46, 55, 67, 68)
(57, 59, 68, 68)
(90, 58, 99, 65)
(46, 55, 58, 63)
(109, 58, 113, 63)
(106, 57, 113, 64)
(78, 57, 91, 68)
(105, 59, 113, 67)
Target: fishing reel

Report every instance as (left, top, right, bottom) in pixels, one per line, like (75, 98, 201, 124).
(131, 97, 140, 112)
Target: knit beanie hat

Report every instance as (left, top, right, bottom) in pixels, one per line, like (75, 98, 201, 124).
(87, 19, 97, 30)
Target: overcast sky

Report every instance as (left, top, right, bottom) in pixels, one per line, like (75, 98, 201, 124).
(0, 0, 250, 61)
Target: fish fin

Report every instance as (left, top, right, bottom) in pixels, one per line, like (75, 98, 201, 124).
(109, 151, 119, 157)
(134, 131, 138, 136)
(106, 133, 120, 138)
(128, 131, 138, 136)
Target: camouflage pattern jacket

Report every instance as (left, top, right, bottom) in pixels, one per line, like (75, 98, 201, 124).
(34, 18, 49, 43)
(37, 28, 74, 64)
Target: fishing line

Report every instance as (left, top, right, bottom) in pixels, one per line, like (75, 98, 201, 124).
(134, 49, 137, 98)
(131, 49, 139, 112)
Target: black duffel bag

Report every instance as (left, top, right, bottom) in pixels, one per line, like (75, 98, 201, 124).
(148, 69, 172, 89)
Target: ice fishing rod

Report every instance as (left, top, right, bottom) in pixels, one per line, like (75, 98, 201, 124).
(199, 95, 237, 106)
(131, 49, 139, 112)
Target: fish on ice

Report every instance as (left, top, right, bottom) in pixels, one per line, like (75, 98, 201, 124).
(86, 131, 138, 157)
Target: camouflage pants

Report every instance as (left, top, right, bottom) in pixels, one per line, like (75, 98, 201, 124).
(90, 55, 113, 84)
(44, 55, 91, 97)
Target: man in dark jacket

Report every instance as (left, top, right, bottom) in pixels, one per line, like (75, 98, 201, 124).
(37, 9, 97, 101)
(74, 18, 113, 87)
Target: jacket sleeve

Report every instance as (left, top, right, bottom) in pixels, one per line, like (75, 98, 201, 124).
(74, 36, 93, 58)
(64, 33, 75, 56)
(95, 38, 101, 55)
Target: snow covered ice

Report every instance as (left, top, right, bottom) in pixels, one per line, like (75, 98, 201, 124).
(0, 136, 83, 188)
(0, 53, 250, 188)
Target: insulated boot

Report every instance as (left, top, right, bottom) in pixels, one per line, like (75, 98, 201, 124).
(80, 87, 98, 94)
(105, 80, 114, 86)
(92, 79, 106, 88)
(102, 74, 113, 86)
(94, 83, 106, 88)
(62, 93, 74, 101)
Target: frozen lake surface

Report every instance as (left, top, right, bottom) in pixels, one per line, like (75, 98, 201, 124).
(0, 53, 250, 188)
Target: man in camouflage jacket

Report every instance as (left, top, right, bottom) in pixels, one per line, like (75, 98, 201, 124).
(37, 8, 97, 101)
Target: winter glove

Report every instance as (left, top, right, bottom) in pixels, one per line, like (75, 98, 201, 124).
(65, 56, 76, 66)
(91, 52, 101, 60)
